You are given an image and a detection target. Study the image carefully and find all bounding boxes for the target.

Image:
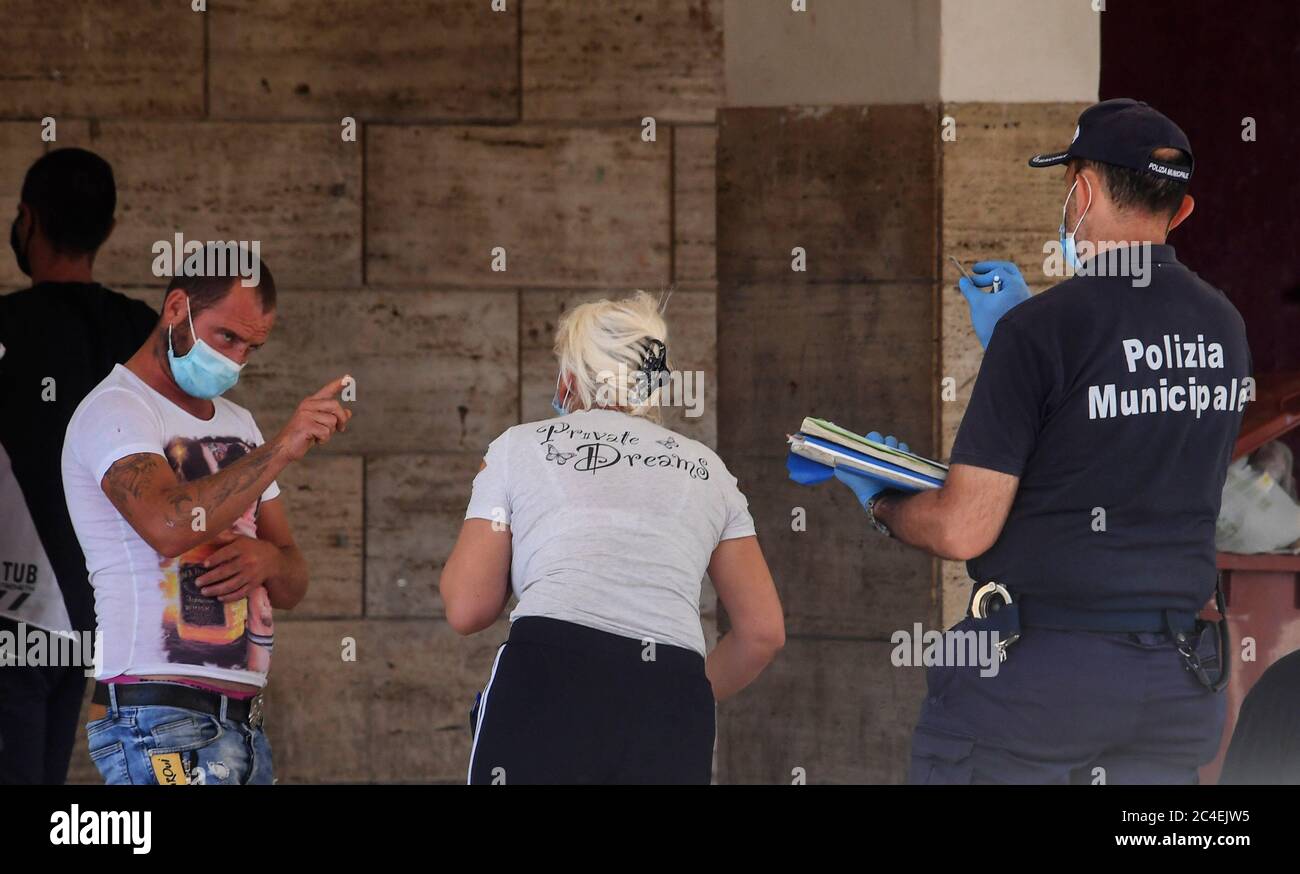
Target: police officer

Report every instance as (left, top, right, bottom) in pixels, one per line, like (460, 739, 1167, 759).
(833, 99, 1249, 783)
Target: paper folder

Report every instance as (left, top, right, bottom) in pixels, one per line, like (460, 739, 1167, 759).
(787, 433, 945, 492)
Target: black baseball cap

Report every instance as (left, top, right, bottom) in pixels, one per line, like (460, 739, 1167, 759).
(1028, 98, 1194, 183)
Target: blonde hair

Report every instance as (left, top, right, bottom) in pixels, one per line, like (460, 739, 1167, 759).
(553, 291, 670, 418)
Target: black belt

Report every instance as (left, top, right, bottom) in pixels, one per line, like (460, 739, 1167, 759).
(93, 681, 265, 728)
(1018, 600, 1199, 633)
(966, 580, 1231, 692)
(966, 585, 1200, 634)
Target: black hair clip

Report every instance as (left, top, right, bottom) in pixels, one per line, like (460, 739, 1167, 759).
(640, 338, 668, 374)
(631, 337, 669, 404)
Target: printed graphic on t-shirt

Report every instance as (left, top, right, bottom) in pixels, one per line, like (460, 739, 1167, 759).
(158, 435, 272, 673)
(0, 442, 72, 632)
(535, 421, 711, 481)
(1087, 333, 1254, 421)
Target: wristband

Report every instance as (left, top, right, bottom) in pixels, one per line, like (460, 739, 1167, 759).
(866, 493, 894, 538)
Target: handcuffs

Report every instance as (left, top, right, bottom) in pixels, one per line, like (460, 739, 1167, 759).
(970, 581, 1019, 662)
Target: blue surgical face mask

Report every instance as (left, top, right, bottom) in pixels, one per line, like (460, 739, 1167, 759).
(167, 297, 244, 399)
(1059, 175, 1092, 273)
(551, 372, 569, 416)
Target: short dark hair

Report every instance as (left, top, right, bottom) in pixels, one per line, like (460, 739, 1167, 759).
(164, 244, 277, 316)
(20, 148, 117, 255)
(1071, 147, 1191, 218)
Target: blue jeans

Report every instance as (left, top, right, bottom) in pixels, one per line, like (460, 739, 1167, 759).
(86, 692, 273, 785)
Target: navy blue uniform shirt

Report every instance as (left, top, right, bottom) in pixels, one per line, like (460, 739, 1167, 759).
(950, 244, 1251, 613)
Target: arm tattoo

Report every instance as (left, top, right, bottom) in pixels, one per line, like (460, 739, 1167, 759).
(104, 454, 164, 506)
(105, 444, 278, 535)
(203, 445, 275, 509)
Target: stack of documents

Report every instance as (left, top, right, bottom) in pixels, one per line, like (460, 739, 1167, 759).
(788, 417, 947, 492)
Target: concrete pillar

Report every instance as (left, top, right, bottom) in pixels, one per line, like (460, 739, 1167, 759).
(718, 0, 1098, 783)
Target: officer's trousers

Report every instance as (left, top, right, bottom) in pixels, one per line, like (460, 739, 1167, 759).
(908, 617, 1226, 784)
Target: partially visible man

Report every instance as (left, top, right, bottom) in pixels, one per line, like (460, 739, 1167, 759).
(62, 248, 352, 784)
(1219, 648, 1300, 785)
(0, 148, 157, 784)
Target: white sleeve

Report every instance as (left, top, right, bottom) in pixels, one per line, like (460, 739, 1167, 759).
(68, 388, 165, 484)
(719, 467, 757, 542)
(465, 430, 511, 526)
(244, 408, 281, 503)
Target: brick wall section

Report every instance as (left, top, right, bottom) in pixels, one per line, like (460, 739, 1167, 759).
(0, 1, 205, 119)
(711, 101, 1095, 781)
(0, 0, 723, 784)
(364, 126, 671, 288)
(716, 106, 939, 783)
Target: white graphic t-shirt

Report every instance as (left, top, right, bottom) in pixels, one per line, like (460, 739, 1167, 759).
(0, 441, 71, 634)
(465, 408, 756, 656)
(62, 365, 280, 687)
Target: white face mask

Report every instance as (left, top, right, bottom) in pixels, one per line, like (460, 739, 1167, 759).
(1059, 174, 1092, 272)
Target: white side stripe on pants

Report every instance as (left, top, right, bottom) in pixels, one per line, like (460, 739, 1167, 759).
(466, 643, 507, 785)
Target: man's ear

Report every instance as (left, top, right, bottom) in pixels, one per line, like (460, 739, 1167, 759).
(1166, 194, 1195, 234)
(161, 288, 189, 325)
(1077, 166, 1102, 215)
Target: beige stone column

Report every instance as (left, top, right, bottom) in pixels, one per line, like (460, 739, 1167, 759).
(718, 0, 1098, 783)
(937, 0, 1099, 624)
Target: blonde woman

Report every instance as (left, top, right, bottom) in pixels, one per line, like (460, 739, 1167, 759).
(442, 292, 784, 785)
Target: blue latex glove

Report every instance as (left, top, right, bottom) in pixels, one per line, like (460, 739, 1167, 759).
(787, 452, 835, 485)
(834, 432, 909, 508)
(959, 260, 1031, 349)
(788, 432, 910, 510)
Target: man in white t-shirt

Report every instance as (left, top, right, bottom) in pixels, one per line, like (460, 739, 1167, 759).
(61, 250, 352, 785)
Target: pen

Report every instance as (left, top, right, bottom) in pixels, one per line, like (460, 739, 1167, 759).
(948, 256, 1001, 294)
